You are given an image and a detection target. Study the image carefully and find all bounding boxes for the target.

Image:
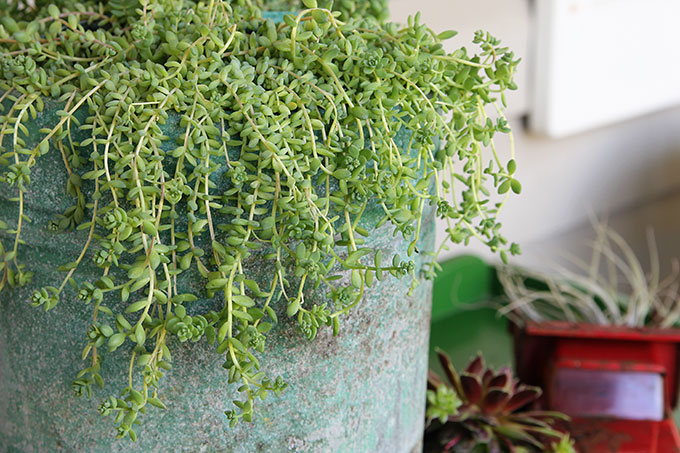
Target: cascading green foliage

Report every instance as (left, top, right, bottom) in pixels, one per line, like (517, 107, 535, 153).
(0, 0, 520, 440)
(4, 0, 390, 23)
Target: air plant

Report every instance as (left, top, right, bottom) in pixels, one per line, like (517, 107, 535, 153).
(425, 351, 572, 453)
(497, 221, 680, 327)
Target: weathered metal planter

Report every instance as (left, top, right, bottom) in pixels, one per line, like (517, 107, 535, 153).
(0, 100, 434, 450)
(512, 321, 680, 453)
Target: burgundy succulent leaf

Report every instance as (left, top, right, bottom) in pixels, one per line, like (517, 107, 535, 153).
(436, 349, 464, 397)
(488, 370, 511, 390)
(467, 422, 493, 443)
(452, 402, 473, 421)
(504, 386, 542, 413)
(519, 410, 570, 421)
(443, 434, 462, 451)
(427, 370, 445, 391)
(482, 368, 495, 387)
(460, 373, 483, 404)
(465, 354, 484, 375)
(495, 423, 544, 448)
(507, 415, 552, 427)
(500, 435, 517, 453)
(522, 425, 569, 439)
(482, 388, 512, 414)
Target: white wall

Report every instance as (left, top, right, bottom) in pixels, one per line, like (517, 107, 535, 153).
(390, 0, 680, 275)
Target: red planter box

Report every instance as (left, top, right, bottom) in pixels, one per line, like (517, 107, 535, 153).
(512, 321, 680, 453)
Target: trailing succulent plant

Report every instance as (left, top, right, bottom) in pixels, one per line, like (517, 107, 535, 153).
(426, 351, 574, 453)
(2, 0, 389, 24)
(0, 0, 520, 440)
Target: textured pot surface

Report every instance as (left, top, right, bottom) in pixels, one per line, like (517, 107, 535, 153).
(0, 103, 434, 452)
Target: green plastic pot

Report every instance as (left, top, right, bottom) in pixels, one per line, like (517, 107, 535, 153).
(0, 67, 434, 453)
(428, 256, 512, 374)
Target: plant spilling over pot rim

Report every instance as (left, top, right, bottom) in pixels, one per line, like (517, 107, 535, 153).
(0, 0, 520, 440)
(426, 351, 575, 453)
(498, 221, 680, 328)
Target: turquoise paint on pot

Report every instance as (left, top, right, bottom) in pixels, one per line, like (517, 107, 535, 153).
(0, 98, 434, 452)
(262, 11, 295, 22)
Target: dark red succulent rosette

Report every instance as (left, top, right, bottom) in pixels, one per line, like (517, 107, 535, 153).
(424, 350, 569, 453)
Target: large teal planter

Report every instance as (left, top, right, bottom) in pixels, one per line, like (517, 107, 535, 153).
(0, 97, 434, 451)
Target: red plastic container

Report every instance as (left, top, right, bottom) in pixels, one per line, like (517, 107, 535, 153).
(512, 321, 680, 453)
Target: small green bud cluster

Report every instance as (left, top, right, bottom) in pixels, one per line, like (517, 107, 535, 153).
(77, 282, 103, 304)
(102, 208, 128, 231)
(0, 54, 36, 80)
(297, 304, 331, 340)
(168, 311, 209, 343)
(86, 322, 115, 347)
(2, 162, 31, 189)
(30, 287, 59, 310)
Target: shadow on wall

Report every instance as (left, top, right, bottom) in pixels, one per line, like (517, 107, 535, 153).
(519, 144, 680, 280)
(619, 147, 680, 279)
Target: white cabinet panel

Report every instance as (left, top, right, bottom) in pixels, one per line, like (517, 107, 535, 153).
(530, 0, 680, 137)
